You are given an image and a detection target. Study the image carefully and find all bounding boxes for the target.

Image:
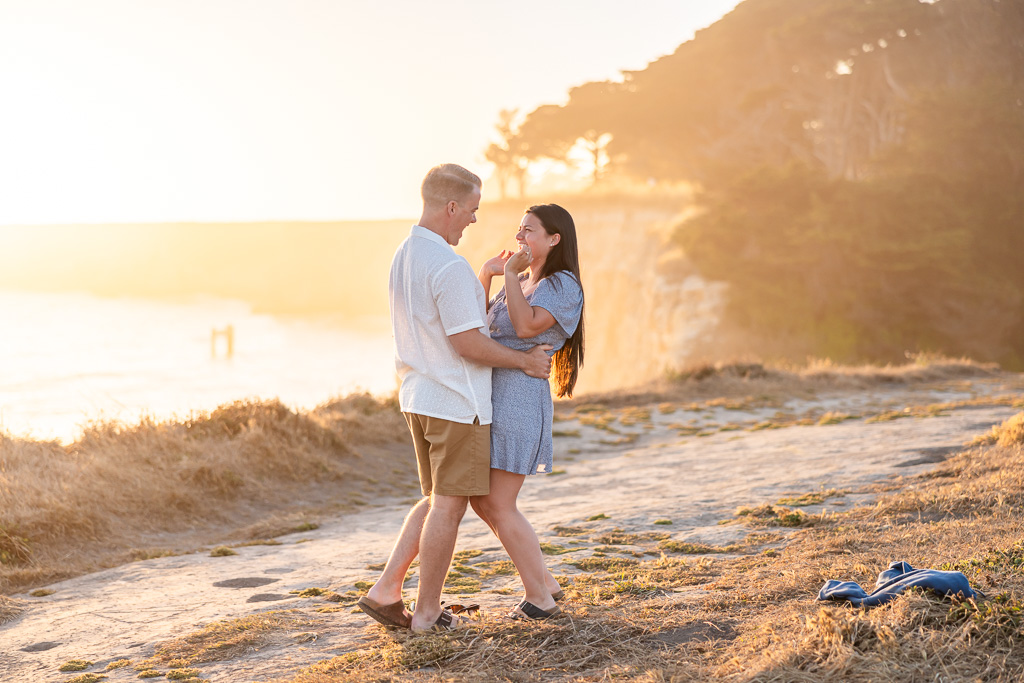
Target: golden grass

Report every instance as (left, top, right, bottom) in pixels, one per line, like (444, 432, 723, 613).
(0, 393, 414, 593)
(279, 615, 671, 683)
(996, 412, 1024, 447)
(0, 594, 26, 624)
(564, 356, 1006, 411)
(594, 530, 670, 545)
(4, 360, 1022, 678)
(2, 358, 1012, 590)
(270, 414, 1024, 682)
(65, 675, 107, 683)
(153, 611, 318, 665)
(165, 668, 202, 680)
(776, 489, 846, 507)
(658, 540, 738, 554)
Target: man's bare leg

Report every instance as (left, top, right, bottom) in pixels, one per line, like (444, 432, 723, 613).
(410, 493, 468, 631)
(366, 497, 429, 605)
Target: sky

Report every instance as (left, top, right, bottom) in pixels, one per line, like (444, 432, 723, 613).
(0, 0, 742, 224)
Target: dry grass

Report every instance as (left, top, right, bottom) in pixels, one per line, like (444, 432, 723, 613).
(972, 412, 1024, 448)
(563, 356, 1004, 411)
(152, 610, 319, 665)
(270, 414, 1024, 682)
(997, 413, 1024, 446)
(58, 659, 93, 671)
(65, 674, 108, 683)
(278, 615, 672, 683)
(0, 594, 27, 624)
(0, 393, 414, 593)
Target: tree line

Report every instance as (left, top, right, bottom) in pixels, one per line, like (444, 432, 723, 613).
(487, 0, 1024, 368)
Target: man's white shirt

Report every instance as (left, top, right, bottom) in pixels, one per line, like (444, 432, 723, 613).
(389, 225, 493, 424)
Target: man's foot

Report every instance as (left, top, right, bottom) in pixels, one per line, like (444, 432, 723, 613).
(356, 596, 412, 629)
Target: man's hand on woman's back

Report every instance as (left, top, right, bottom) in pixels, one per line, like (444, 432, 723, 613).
(448, 329, 551, 379)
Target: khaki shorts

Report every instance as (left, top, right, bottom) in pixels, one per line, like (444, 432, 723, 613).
(403, 413, 490, 497)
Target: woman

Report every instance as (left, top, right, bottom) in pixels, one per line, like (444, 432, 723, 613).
(471, 203, 585, 620)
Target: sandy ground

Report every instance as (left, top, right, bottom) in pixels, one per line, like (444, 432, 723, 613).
(2, 377, 1022, 682)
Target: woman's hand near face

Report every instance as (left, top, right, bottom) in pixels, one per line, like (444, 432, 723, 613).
(479, 250, 515, 307)
(482, 250, 514, 277)
(504, 246, 531, 276)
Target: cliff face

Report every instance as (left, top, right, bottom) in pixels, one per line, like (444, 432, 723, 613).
(459, 203, 727, 393)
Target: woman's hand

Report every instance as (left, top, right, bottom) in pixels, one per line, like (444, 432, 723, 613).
(481, 250, 514, 277)
(504, 246, 532, 276)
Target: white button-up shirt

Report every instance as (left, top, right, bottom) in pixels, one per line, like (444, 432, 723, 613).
(389, 225, 492, 424)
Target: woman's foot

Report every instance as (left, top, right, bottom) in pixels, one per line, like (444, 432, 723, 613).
(509, 599, 563, 620)
(412, 609, 466, 632)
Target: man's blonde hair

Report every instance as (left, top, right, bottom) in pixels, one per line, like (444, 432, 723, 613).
(421, 163, 481, 208)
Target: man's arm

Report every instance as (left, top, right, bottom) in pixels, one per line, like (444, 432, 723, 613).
(449, 329, 552, 379)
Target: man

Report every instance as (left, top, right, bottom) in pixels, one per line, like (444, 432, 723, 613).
(357, 163, 551, 631)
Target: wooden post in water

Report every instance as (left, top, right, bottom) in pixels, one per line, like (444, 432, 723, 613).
(211, 324, 235, 358)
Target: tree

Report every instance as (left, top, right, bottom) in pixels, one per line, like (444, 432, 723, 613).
(497, 0, 1024, 367)
(484, 109, 531, 200)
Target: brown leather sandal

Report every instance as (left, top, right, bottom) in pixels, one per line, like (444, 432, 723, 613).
(356, 596, 412, 629)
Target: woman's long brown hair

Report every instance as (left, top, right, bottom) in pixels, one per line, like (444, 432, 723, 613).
(527, 204, 585, 398)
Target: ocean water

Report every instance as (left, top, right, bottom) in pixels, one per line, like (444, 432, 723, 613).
(0, 290, 397, 443)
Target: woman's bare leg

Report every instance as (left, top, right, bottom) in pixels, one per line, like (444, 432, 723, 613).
(473, 468, 559, 610)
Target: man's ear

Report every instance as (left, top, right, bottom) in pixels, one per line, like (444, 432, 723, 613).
(448, 201, 457, 216)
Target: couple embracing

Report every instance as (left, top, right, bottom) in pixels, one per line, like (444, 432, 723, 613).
(357, 163, 585, 631)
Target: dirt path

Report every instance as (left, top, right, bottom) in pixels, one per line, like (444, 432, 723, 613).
(2, 379, 1021, 682)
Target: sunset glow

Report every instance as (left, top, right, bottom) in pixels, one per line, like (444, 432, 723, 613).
(0, 0, 741, 226)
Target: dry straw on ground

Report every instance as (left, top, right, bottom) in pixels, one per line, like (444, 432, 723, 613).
(4, 357, 995, 595)
(0, 594, 27, 625)
(571, 356, 1000, 409)
(5, 359, 1024, 681)
(151, 610, 321, 666)
(267, 411, 1024, 682)
(0, 393, 414, 593)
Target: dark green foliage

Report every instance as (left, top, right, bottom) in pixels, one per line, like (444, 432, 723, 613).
(512, 0, 1024, 367)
